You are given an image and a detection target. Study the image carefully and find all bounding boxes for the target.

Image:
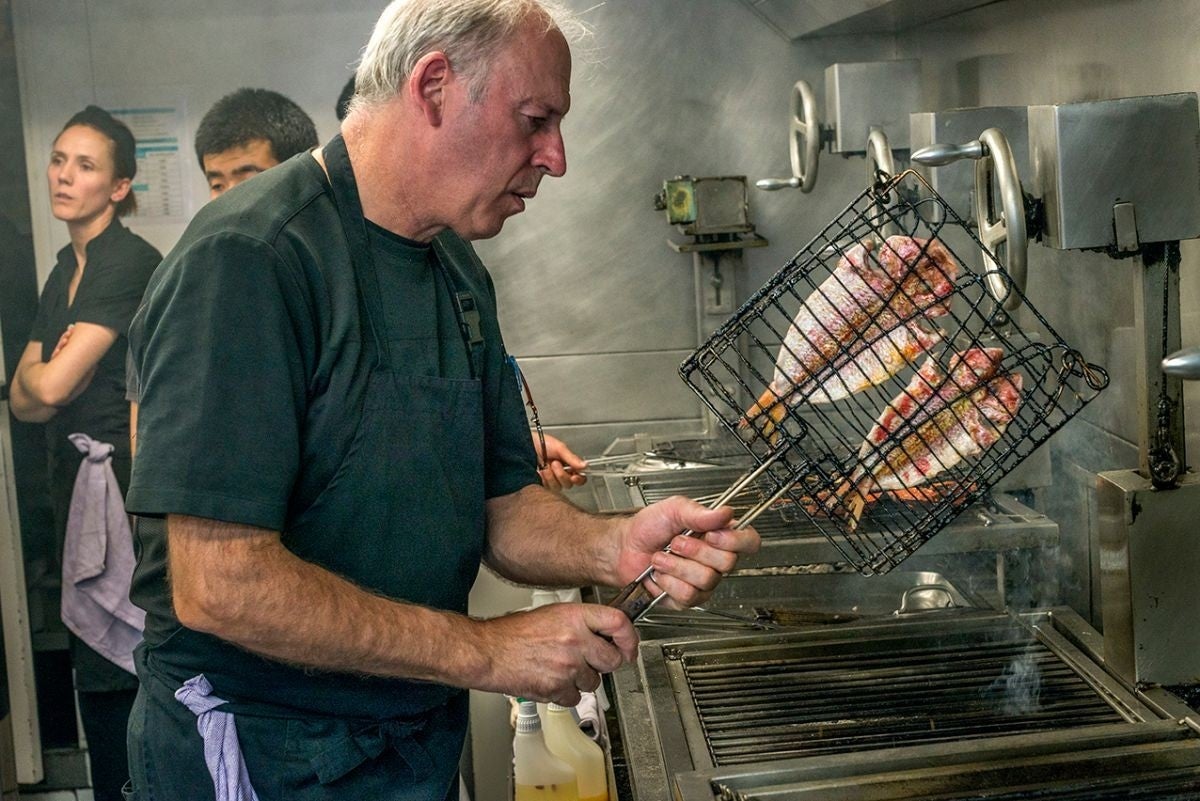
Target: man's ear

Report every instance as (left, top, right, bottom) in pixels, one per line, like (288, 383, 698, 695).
(410, 51, 452, 126)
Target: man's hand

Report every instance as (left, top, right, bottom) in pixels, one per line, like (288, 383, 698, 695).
(616, 496, 760, 610)
(537, 433, 588, 491)
(469, 603, 638, 706)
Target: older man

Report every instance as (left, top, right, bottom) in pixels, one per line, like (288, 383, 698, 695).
(124, 1, 759, 798)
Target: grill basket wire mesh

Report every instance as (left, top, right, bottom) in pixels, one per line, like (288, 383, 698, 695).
(681, 169, 1109, 575)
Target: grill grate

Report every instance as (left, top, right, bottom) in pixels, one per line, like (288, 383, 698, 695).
(680, 626, 1124, 766)
(678, 170, 1108, 574)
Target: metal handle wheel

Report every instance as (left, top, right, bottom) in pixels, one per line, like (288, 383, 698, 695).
(757, 80, 820, 192)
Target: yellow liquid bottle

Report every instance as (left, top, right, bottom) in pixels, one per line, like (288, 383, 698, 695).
(514, 700, 579, 801)
(542, 703, 609, 801)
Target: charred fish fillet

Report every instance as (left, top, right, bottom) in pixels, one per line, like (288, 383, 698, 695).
(741, 236, 959, 440)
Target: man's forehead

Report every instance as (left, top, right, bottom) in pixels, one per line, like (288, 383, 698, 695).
(500, 27, 572, 112)
(203, 139, 278, 173)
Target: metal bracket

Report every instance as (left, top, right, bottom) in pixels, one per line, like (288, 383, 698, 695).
(1113, 202, 1140, 253)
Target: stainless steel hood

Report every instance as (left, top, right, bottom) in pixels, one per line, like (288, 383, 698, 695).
(740, 0, 1006, 39)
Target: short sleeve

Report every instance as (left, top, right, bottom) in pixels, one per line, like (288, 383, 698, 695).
(73, 243, 159, 336)
(29, 268, 65, 344)
(484, 345, 540, 499)
(125, 232, 313, 530)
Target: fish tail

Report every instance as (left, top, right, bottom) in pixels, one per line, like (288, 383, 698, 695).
(826, 477, 871, 532)
(739, 389, 788, 443)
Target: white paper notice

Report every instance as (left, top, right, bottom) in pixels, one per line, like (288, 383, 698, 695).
(109, 106, 188, 221)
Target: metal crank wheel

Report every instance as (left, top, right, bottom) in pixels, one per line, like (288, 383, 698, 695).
(912, 128, 1029, 310)
(757, 80, 821, 192)
(866, 127, 900, 240)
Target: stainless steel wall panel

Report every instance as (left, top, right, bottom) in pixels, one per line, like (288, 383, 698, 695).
(825, 60, 921, 152)
(1027, 93, 1200, 250)
(514, 352, 703, 426)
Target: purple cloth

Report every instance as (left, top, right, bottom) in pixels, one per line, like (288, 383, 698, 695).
(60, 432, 144, 673)
(175, 675, 261, 801)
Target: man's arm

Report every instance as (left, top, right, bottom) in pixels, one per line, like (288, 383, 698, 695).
(10, 323, 116, 422)
(167, 514, 640, 706)
(483, 484, 759, 609)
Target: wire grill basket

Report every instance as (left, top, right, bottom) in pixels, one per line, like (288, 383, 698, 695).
(680, 169, 1109, 575)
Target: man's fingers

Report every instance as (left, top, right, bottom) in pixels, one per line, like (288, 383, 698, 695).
(585, 605, 639, 663)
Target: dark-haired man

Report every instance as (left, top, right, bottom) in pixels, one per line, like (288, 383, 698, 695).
(126, 88, 319, 435)
(194, 87, 319, 199)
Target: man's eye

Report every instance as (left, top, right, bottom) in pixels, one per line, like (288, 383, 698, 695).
(526, 115, 547, 130)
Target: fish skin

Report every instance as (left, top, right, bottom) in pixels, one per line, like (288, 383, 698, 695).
(865, 372, 1023, 493)
(803, 320, 945, 405)
(857, 347, 1005, 459)
(742, 236, 959, 439)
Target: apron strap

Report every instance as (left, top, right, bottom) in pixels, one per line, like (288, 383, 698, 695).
(308, 718, 434, 786)
(322, 134, 486, 379)
(321, 134, 393, 369)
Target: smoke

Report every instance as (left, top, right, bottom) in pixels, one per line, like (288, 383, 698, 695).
(988, 644, 1043, 716)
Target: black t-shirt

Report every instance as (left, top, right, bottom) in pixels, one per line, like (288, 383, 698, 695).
(30, 218, 161, 463)
(125, 152, 539, 717)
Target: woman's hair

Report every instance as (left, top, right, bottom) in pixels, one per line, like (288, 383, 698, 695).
(59, 105, 139, 217)
(351, 0, 585, 116)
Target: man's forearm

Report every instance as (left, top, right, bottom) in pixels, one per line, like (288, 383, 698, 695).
(483, 485, 628, 588)
(168, 515, 490, 687)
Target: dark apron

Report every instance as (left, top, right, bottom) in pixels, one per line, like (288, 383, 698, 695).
(128, 135, 486, 801)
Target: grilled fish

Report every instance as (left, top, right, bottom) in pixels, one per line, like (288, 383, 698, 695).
(836, 373, 1023, 521)
(858, 347, 1005, 460)
(741, 236, 959, 440)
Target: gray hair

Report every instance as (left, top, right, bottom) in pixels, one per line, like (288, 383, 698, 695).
(351, 0, 587, 113)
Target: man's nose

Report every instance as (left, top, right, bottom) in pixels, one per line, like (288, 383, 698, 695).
(534, 129, 567, 178)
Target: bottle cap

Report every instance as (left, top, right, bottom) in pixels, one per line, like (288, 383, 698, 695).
(516, 699, 541, 734)
(546, 702, 571, 712)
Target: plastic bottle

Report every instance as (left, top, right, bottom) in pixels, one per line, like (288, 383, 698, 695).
(542, 702, 609, 801)
(514, 699, 579, 801)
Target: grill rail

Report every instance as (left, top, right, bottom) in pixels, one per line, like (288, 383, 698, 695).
(680, 720, 1200, 800)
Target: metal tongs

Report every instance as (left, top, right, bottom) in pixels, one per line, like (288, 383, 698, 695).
(608, 453, 791, 622)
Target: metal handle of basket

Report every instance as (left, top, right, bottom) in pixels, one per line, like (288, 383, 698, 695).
(609, 455, 786, 622)
(866, 127, 900, 239)
(911, 128, 1028, 311)
(757, 80, 820, 193)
